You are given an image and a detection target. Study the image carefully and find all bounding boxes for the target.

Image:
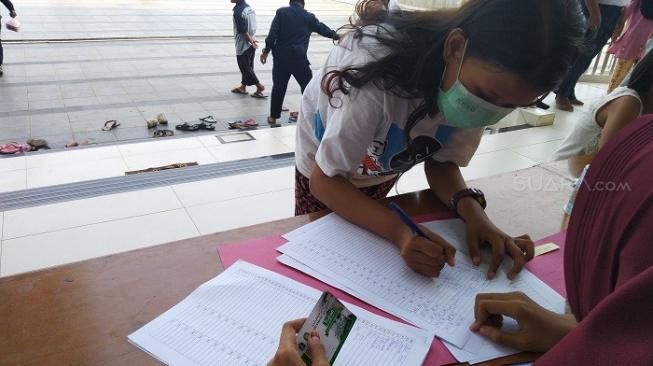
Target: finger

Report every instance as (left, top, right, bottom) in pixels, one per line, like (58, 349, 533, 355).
(410, 262, 442, 278)
(515, 237, 535, 262)
(409, 252, 446, 268)
(471, 293, 521, 330)
(279, 319, 306, 346)
(412, 236, 446, 259)
(487, 236, 505, 279)
(506, 239, 525, 280)
(478, 325, 524, 349)
(473, 299, 521, 330)
(466, 228, 481, 266)
(308, 331, 330, 366)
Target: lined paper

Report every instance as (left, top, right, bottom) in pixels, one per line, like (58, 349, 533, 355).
(278, 214, 565, 351)
(129, 261, 432, 366)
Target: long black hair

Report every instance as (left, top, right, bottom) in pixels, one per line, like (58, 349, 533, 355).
(322, 0, 586, 145)
(628, 49, 653, 96)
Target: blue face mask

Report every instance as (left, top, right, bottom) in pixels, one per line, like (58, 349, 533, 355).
(437, 43, 515, 128)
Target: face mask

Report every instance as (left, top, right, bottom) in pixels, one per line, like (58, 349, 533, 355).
(437, 42, 514, 128)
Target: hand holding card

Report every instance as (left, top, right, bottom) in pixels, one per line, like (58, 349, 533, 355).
(297, 292, 357, 365)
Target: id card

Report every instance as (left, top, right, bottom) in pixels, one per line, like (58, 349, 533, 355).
(297, 292, 357, 365)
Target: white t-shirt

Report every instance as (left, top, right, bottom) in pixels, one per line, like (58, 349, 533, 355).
(295, 29, 484, 187)
(554, 86, 642, 160)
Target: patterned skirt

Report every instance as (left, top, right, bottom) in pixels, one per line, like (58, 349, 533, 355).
(294, 168, 399, 216)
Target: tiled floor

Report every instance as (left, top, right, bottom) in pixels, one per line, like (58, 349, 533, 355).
(0, 80, 609, 277)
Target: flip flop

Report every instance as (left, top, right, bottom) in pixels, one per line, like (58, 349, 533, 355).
(242, 119, 258, 127)
(146, 119, 159, 129)
(199, 115, 218, 124)
(197, 122, 216, 131)
(27, 138, 50, 151)
(0, 142, 30, 155)
(231, 88, 248, 95)
(175, 122, 200, 131)
(156, 113, 168, 125)
(153, 129, 174, 138)
(102, 120, 120, 131)
(250, 91, 268, 99)
(282, 106, 289, 112)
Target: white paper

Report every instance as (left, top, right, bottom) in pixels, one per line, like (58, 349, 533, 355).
(128, 261, 432, 366)
(278, 214, 566, 350)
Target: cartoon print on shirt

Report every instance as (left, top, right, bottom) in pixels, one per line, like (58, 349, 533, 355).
(357, 123, 444, 176)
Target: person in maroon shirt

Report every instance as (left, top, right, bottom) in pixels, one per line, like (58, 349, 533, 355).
(1, 0, 17, 76)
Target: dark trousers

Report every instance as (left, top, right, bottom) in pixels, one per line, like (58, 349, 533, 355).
(557, 4, 624, 98)
(0, 27, 3, 65)
(271, 58, 312, 118)
(236, 46, 259, 86)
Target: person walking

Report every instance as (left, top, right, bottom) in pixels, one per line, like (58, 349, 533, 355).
(0, 0, 17, 76)
(606, 0, 653, 92)
(260, 0, 339, 126)
(231, 0, 266, 98)
(555, 0, 628, 112)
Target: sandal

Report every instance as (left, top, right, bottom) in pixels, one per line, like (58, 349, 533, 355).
(153, 129, 174, 138)
(267, 117, 281, 128)
(282, 106, 289, 112)
(250, 91, 268, 99)
(0, 142, 30, 155)
(231, 87, 248, 95)
(242, 119, 258, 127)
(197, 122, 216, 131)
(102, 120, 120, 131)
(228, 121, 254, 130)
(27, 138, 50, 151)
(175, 122, 200, 131)
(146, 119, 159, 129)
(199, 115, 217, 124)
(156, 113, 168, 125)
(289, 112, 299, 123)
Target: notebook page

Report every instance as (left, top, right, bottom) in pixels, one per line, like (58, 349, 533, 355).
(128, 261, 431, 366)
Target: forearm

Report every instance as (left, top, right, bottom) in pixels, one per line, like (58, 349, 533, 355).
(242, 32, 255, 44)
(310, 166, 411, 246)
(584, 0, 600, 17)
(424, 160, 486, 222)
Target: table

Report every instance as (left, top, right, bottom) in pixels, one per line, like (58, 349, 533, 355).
(0, 163, 572, 366)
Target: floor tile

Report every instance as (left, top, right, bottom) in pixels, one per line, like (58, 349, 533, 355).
(461, 150, 540, 181)
(173, 166, 295, 207)
(207, 138, 294, 163)
(482, 127, 567, 149)
(0, 209, 199, 277)
(25, 146, 122, 168)
(3, 187, 183, 240)
(0, 170, 27, 193)
(0, 156, 26, 173)
(118, 137, 205, 156)
(27, 157, 128, 188)
(186, 189, 295, 235)
(510, 140, 564, 164)
(122, 147, 217, 171)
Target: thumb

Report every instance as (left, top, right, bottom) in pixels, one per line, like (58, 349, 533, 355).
(478, 326, 524, 350)
(308, 332, 330, 366)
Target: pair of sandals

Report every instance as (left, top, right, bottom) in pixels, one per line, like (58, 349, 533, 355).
(229, 119, 259, 130)
(175, 115, 218, 132)
(147, 113, 169, 129)
(0, 142, 31, 155)
(231, 87, 267, 99)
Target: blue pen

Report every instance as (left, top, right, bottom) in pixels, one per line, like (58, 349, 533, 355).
(388, 202, 428, 238)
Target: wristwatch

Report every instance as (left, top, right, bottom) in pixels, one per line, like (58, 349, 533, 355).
(449, 188, 487, 213)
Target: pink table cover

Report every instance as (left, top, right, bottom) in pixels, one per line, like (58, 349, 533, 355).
(218, 214, 567, 365)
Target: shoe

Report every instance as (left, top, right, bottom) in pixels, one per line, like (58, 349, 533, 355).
(569, 97, 584, 106)
(535, 101, 550, 110)
(555, 96, 574, 112)
(0, 65, 3, 76)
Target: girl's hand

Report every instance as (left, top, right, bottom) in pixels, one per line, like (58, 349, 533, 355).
(267, 319, 330, 366)
(470, 292, 576, 352)
(463, 209, 534, 279)
(398, 225, 456, 277)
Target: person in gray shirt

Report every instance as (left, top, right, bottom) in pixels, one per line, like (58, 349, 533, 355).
(231, 0, 266, 98)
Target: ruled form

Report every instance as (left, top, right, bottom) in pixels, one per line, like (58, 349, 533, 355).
(278, 214, 565, 349)
(128, 261, 432, 366)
